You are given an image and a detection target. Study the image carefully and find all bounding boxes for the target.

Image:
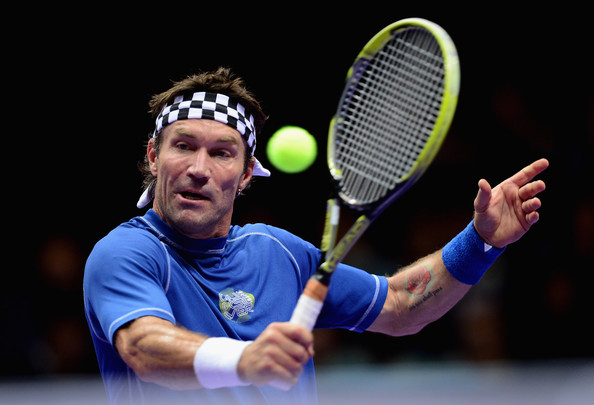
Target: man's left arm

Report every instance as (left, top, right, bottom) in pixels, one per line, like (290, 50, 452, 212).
(368, 158, 549, 336)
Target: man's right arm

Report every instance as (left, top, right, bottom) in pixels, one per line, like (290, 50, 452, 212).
(115, 316, 205, 390)
(114, 315, 313, 391)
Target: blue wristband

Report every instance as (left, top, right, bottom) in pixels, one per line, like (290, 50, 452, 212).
(442, 220, 505, 285)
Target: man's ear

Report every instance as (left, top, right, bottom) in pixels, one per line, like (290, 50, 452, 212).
(147, 138, 158, 176)
(239, 157, 255, 190)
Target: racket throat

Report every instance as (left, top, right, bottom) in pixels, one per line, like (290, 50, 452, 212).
(311, 268, 333, 287)
(321, 215, 371, 273)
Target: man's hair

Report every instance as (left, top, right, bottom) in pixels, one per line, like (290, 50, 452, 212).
(139, 67, 267, 191)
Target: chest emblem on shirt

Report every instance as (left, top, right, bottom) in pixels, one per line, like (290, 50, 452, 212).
(218, 288, 255, 323)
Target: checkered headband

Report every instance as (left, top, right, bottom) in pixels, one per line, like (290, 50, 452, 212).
(136, 91, 270, 209)
(154, 92, 257, 147)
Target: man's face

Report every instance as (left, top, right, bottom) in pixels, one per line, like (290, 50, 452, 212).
(148, 119, 253, 239)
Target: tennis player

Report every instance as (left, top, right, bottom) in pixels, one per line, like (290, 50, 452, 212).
(83, 67, 549, 404)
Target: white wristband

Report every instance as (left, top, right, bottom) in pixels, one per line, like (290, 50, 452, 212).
(193, 337, 252, 389)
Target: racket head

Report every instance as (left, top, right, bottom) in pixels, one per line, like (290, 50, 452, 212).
(328, 18, 460, 211)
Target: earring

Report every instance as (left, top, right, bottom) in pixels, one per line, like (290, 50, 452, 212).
(237, 188, 242, 197)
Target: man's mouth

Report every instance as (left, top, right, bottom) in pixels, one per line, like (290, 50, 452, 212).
(180, 191, 207, 201)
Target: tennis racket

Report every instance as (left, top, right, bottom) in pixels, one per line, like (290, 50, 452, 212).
(289, 18, 460, 330)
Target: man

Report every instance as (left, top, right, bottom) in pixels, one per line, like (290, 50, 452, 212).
(83, 67, 549, 404)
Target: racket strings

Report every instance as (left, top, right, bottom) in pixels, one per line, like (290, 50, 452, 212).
(335, 27, 446, 205)
(344, 29, 442, 188)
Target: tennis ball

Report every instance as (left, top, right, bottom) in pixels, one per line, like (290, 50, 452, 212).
(266, 126, 317, 173)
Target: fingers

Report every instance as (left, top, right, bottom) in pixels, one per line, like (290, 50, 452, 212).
(525, 210, 540, 225)
(474, 178, 492, 213)
(258, 323, 313, 388)
(238, 322, 313, 389)
(518, 179, 546, 201)
(509, 158, 549, 186)
(521, 197, 542, 213)
(473, 159, 548, 247)
(518, 175, 546, 227)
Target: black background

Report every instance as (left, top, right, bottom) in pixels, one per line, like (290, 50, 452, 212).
(3, 4, 593, 375)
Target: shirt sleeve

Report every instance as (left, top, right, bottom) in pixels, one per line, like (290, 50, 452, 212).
(263, 225, 389, 333)
(316, 264, 388, 332)
(83, 227, 176, 345)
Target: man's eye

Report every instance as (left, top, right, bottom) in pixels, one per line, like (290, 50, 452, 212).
(214, 150, 231, 158)
(176, 143, 190, 151)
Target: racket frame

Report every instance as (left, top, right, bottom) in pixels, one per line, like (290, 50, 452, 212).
(290, 17, 460, 331)
(328, 18, 460, 211)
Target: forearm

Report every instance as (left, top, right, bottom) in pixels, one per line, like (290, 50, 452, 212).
(368, 250, 471, 336)
(402, 260, 470, 326)
(114, 316, 312, 391)
(115, 316, 206, 390)
(369, 220, 505, 336)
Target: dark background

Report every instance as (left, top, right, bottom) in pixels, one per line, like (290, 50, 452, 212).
(3, 5, 592, 377)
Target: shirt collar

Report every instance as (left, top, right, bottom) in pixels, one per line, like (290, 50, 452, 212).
(141, 209, 228, 256)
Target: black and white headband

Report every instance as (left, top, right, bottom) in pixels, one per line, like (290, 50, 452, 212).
(137, 91, 270, 208)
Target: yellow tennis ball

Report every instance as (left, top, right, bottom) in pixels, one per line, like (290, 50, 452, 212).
(266, 126, 317, 173)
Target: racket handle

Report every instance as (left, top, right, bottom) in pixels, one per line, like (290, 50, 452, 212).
(289, 278, 328, 331)
(289, 294, 323, 331)
(270, 278, 329, 390)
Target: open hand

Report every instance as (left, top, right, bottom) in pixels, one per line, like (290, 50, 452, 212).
(473, 158, 549, 248)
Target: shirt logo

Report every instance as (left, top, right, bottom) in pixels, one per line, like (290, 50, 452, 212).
(218, 288, 255, 323)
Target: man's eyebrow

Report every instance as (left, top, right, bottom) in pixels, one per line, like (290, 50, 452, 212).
(170, 126, 232, 138)
(215, 135, 241, 145)
(172, 130, 241, 147)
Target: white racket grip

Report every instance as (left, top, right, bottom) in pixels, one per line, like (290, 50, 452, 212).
(270, 279, 328, 390)
(269, 296, 322, 391)
(289, 294, 324, 331)
(269, 295, 322, 391)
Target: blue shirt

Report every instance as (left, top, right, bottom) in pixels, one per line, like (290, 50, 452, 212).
(84, 209, 388, 404)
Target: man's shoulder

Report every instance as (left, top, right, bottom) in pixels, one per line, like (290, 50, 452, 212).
(90, 216, 162, 257)
(228, 223, 318, 253)
(84, 215, 169, 288)
(229, 223, 298, 242)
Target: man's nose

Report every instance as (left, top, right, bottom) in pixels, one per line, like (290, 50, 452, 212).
(187, 148, 211, 180)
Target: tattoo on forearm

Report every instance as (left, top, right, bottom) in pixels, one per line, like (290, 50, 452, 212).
(406, 265, 432, 296)
(406, 264, 443, 311)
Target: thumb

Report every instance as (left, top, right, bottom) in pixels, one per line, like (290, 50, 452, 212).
(474, 179, 492, 213)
